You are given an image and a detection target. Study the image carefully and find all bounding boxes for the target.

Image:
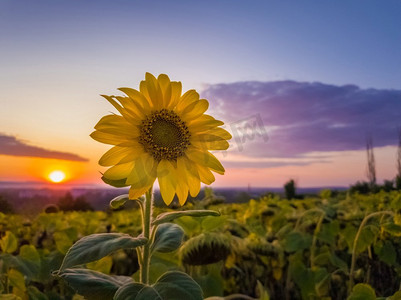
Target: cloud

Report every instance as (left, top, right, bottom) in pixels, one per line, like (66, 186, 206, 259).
(202, 81, 401, 160)
(0, 133, 88, 162)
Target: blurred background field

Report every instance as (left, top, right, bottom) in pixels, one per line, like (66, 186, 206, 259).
(2, 185, 401, 299)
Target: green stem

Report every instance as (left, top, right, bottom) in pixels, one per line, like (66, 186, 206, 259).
(140, 187, 153, 284)
(310, 211, 325, 268)
(348, 210, 394, 293)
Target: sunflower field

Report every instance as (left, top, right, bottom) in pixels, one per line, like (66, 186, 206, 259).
(1, 189, 401, 300)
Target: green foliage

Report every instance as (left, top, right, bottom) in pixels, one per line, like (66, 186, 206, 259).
(152, 210, 220, 226)
(2, 190, 401, 299)
(59, 233, 147, 271)
(59, 268, 133, 300)
(114, 271, 203, 300)
(151, 223, 184, 253)
(347, 283, 376, 300)
(109, 194, 129, 209)
(0, 231, 18, 253)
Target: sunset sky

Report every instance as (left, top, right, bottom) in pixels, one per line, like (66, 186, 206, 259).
(1, 0, 401, 188)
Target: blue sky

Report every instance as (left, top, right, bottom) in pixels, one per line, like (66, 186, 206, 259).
(1, 0, 400, 89)
(0, 0, 400, 186)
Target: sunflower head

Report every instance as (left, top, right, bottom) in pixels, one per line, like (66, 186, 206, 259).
(91, 73, 231, 206)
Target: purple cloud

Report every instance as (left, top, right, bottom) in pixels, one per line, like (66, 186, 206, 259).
(202, 81, 401, 158)
(0, 133, 88, 162)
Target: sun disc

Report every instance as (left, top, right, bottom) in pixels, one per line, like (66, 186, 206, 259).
(49, 170, 66, 183)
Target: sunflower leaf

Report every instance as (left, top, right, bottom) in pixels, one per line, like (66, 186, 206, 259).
(110, 194, 129, 209)
(152, 210, 220, 226)
(59, 268, 133, 300)
(114, 271, 203, 300)
(58, 233, 147, 272)
(151, 223, 184, 254)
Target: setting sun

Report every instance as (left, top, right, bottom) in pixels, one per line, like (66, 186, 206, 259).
(48, 170, 66, 183)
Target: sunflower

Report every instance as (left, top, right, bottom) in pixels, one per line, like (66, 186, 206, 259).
(91, 73, 231, 205)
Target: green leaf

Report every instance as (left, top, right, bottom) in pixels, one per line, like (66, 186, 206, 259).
(19, 244, 40, 266)
(87, 256, 113, 274)
(151, 223, 184, 253)
(0, 231, 18, 253)
(27, 286, 49, 300)
(101, 176, 129, 188)
(174, 216, 201, 236)
(59, 233, 148, 271)
(152, 210, 220, 226)
(282, 231, 311, 253)
(347, 283, 376, 300)
(355, 225, 379, 254)
(382, 222, 401, 237)
(0, 295, 22, 300)
(192, 265, 224, 297)
(110, 194, 129, 209)
(54, 231, 74, 255)
(289, 257, 315, 299)
(375, 240, 396, 265)
(201, 216, 228, 232)
(59, 268, 133, 300)
(8, 269, 26, 292)
(113, 282, 148, 299)
(115, 271, 203, 300)
(19, 244, 41, 278)
(389, 291, 401, 300)
(257, 280, 270, 300)
(152, 271, 203, 300)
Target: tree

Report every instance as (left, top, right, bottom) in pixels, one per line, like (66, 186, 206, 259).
(396, 128, 401, 190)
(0, 195, 14, 214)
(366, 136, 376, 188)
(57, 192, 75, 211)
(284, 179, 296, 200)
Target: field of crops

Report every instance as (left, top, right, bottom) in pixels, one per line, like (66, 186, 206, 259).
(1, 189, 401, 300)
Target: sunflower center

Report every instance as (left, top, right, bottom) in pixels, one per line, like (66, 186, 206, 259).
(139, 109, 191, 161)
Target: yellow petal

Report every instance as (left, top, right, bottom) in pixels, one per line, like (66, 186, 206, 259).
(181, 99, 209, 122)
(205, 128, 232, 140)
(157, 74, 172, 107)
(94, 115, 140, 137)
(144, 72, 163, 109)
(119, 87, 151, 111)
(187, 114, 223, 126)
(188, 117, 224, 133)
(191, 140, 230, 150)
(96, 124, 140, 138)
(176, 181, 188, 206)
(196, 164, 215, 185)
(94, 114, 126, 128)
(90, 131, 127, 145)
(100, 95, 126, 117)
(99, 146, 143, 166)
(167, 81, 182, 109)
(157, 160, 177, 205)
(191, 133, 228, 143)
(186, 148, 225, 175)
(103, 161, 135, 180)
(129, 184, 152, 200)
(176, 89, 199, 112)
(179, 156, 201, 197)
(126, 153, 156, 187)
(114, 96, 146, 121)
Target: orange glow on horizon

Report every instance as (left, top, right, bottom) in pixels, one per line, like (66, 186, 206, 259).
(48, 170, 66, 183)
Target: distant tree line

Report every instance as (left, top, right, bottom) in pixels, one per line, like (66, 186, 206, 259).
(350, 129, 401, 194)
(56, 192, 93, 212)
